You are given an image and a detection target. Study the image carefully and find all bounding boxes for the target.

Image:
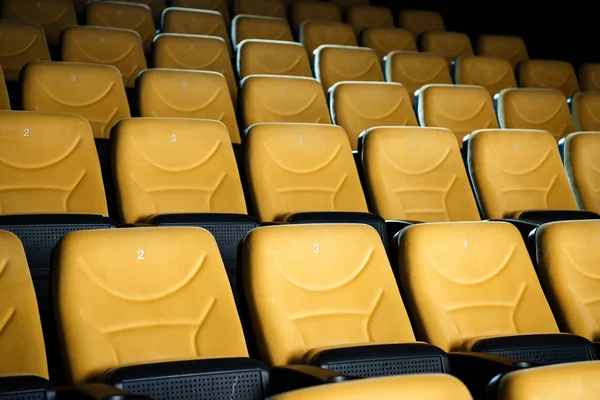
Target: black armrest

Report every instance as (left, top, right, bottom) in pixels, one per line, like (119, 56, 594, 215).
(385, 220, 420, 243)
(514, 210, 600, 224)
(116, 223, 153, 228)
(0, 376, 56, 400)
(147, 213, 259, 227)
(486, 219, 539, 240)
(57, 384, 149, 400)
(269, 365, 357, 395)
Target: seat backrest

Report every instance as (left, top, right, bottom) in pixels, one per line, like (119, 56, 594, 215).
(466, 129, 579, 219)
(421, 31, 473, 65)
(330, 82, 418, 149)
(345, 5, 394, 35)
(315, 45, 383, 92)
(243, 223, 415, 365)
(572, 92, 600, 132)
(1, 0, 77, 46)
(0, 20, 50, 82)
(398, 10, 445, 36)
(384, 51, 451, 100)
(153, 33, 237, 102)
(22, 61, 131, 140)
(161, 8, 231, 55)
(416, 84, 499, 146)
(113, 118, 247, 223)
(361, 28, 417, 60)
(0, 230, 48, 379)
(234, 0, 286, 18)
(476, 35, 528, 68)
(241, 75, 331, 128)
(519, 59, 580, 98)
(170, 0, 230, 22)
(137, 69, 240, 144)
(61, 26, 147, 89)
(398, 221, 559, 352)
(236, 39, 312, 79)
(0, 67, 9, 110)
(361, 127, 480, 222)
(454, 56, 517, 96)
(562, 132, 600, 214)
(232, 15, 293, 48)
(0, 111, 108, 215)
(245, 123, 368, 221)
(84, 0, 156, 52)
(291, 1, 342, 30)
(579, 63, 600, 91)
(497, 88, 575, 142)
(299, 21, 357, 59)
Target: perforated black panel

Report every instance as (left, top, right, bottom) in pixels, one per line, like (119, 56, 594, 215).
(0, 391, 47, 400)
(328, 356, 445, 377)
(491, 345, 593, 364)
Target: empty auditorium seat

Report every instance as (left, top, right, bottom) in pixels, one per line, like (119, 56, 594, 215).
(299, 21, 357, 59)
(232, 15, 293, 48)
(137, 69, 241, 144)
(346, 5, 394, 35)
(161, 8, 231, 55)
(314, 45, 383, 92)
(126, 0, 166, 22)
(579, 63, 600, 91)
(1, 0, 77, 46)
(421, 31, 474, 65)
(329, 82, 418, 149)
(0, 20, 51, 82)
(384, 51, 452, 100)
(234, 0, 286, 18)
(562, 132, 600, 214)
(476, 35, 528, 68)
(61, 26, 147, 89)
(398, 10, 445, 35)
(153, 33, 237, 102)
(84, 1, 155, 53)
(236, 39, 312, 79)
(290, 1, 342, 30)
(360, 127, 480, 222)
(0, 67, 9, 110)
(361, 28, 417, 60)
(453, 56, 517, 96)
(171, 0, 230, 22)
(241, 75, 331, 128)
(519, 60, 580, 98)
(571, 92, 600, 131)
(497, 88, 575, 142)
(416, 84, 499, 146)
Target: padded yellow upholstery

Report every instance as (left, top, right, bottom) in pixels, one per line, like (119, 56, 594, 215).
(497, 88, 575, 142)
(234, 0, 286, 18)
(496, 361, 600, 400)
(299, 21, 357, 59)
(291, 1, 342, 29)
(54, 226, 248, 383)
(454, 56, 517, 96)
(84, 0, 156, 53)
(137, 69, 240, 144)
(22, 61, 131, 140)
(579, 63, 600, 91)
(384, 51, 452, 100)
(361, 28, 417, 60)
(399, 221, 560, 352)
(232, 15, 293, 48)
(1, 0, 77, 46)
(270, 374, 473, 400)
(416, 84, 499, 146)
(0, 68, 9, 110)
(421, 31, 473, 65)
(153, 33, 237, 102)
(241, 75, 331, 128)
(467, 129, 579, 219)
(0, 20, 50, 82)
(170, 0, 230, 22)
(346, 5, 394, 35)
(236, 40, 312, 79)
(0, 230, 48, 379)
(315, 45, 383, 92)
(519, 60, 580, 98)
(243, 224, 414, 365)
(245, 124, 368, 221)
(61, 26, 147, 89)
(123, 0, 166, 21)
(476, 35, 528, 68)
(571, 92, 600, 132)
(563, 132, 600, 214)
(362, 127, 480, 222)
(0, 111, 108, 215)
(114, 118, 247, 223)
(330, 82, 418, 149)
(398, 10, 445, 35)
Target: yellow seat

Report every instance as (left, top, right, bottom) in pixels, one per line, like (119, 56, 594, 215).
(122, 0, 166, 22)
(571, 92, 600, 132)
(61, 26, 147, 89)
(384, 51, 452, 100)
(361, 28, 417, 60)
(236, 39, 312, 79)
(416, 84, 499, 147)
(0, 20, 51, 82)
(137, 69, 240, 144)
(579, 63, 600, 91)
(562, 132, 600, 214)
(421, 31, 473, 65)
(453, 56, 517, 96)
(398, 10, 445, 36)
(476, 35, 528, 68)
(170, 0, 230, 23)
(0, 67, 10, 110)
(290, 1, 342, 30)
(161, 8, 231, 55)
(245, 124, 367, 221)
(466, 129, 579, 219)
(345, 5, 394, 35)
(330, 82, 418, 149)
(153, 33, 237, 102)
(497, 88, 575, 142)
(299, 21, 357, 59)
(315, 45, 383, 92)
(21, 61, 131, 139)
(1, 0, 77, 46)
(361, 127, 480, 222)
(519, 59, 580, 98)
(240, 75, 331, 129)
(234, 0, 286, 18)
(232, 15, 293, 48)
(84, 0, 156, 53)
